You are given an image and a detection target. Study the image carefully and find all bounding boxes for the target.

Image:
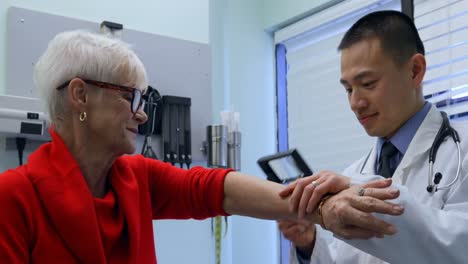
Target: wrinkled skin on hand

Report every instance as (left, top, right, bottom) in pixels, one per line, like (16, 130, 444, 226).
(279, 172, 404, 239)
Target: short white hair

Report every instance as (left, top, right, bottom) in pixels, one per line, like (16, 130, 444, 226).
(33, 30, 148, 121)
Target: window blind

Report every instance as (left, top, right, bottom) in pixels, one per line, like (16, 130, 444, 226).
(275, 0, 401, 172)
(415, 0, 468, 118)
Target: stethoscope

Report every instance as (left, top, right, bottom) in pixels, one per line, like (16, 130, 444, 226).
(359, 112, 461, 194)
(427, 111, 461, 193)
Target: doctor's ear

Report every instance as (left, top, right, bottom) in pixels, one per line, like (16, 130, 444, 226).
(67, 78, 89, 110)
(409, 53, 426, 87)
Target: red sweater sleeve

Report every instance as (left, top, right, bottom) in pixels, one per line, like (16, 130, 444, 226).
(128, 155, 232, 220)
(0, 169, 33, 263)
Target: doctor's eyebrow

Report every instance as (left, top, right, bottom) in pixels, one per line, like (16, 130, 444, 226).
(340, 70, 377, 85)
(340, 79, 350, 86)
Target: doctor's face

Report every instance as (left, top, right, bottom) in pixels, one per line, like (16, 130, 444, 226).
(340, 37, 422, 139)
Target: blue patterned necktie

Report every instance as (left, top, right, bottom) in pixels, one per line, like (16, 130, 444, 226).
(379, 141, 398, 178)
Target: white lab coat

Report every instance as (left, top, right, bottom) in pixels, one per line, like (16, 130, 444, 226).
(290, 105, 468, 264)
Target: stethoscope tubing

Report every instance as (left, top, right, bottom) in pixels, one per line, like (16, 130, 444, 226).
(432, 141, 461, 192)
(359, 112, 461, 193)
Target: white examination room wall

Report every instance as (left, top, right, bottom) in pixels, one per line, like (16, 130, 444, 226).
(262, 0, 342, 30)
(210, 0, 277, 263)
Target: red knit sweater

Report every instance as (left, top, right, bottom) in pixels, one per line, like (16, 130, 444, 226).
(0, 129, 230, 263)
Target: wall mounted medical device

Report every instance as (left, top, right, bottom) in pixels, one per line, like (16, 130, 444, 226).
(205, 125, 228, 168)
(100, 20, 123, 39)
(203, 111, 242, 171)
(160, 96, 192, 168)
(138, 85, 161, 159)
(0, 95, 50, 140)
(137, 89, 192, 168)
(0, 95, 50, 165)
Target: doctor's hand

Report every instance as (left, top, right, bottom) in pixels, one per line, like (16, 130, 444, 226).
(278, 220, 316, 255)
(279, 171, 398, 220)
(278, 171, 351, 219)
(320, 181, 404, 240)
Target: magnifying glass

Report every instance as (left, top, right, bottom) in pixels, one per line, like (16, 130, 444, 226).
(257, 149, 313, 184)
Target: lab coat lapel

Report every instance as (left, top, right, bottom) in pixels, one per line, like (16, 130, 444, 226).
(360, 145, 378, 175)
(393, 106, 442, 184)
(26, 129, 106, 264)
(110, 157, 141, 264)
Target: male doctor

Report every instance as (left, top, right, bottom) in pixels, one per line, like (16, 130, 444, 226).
(282, 10, 468, 264)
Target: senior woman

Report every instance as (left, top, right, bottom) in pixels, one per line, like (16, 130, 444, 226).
(0, 30, 399, 264)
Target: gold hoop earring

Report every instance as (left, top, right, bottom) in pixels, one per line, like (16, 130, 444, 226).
(79, 112, 87, 122)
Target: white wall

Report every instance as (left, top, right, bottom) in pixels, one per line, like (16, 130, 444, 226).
(0, 0, 9, 95)
(262, 0, 341, 30)
(225, 2, 278, 261)
(210, 0, 278, 263)
(0, 0, 209, 95)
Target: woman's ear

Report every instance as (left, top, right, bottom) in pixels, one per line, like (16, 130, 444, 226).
(410, 53, 426, 88)
(67, 78, 88, 110)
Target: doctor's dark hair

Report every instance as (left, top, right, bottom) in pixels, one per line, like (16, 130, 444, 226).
(338, 10, 425, 66)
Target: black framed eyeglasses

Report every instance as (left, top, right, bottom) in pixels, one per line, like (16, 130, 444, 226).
(57, 79, 146, 113)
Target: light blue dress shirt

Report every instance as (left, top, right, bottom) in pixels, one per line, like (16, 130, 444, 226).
(375, 102, 431, 175)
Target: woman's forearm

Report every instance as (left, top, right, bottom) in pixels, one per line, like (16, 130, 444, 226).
(222, 172, 321, 223)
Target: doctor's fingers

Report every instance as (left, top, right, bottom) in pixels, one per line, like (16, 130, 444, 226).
(288, 175, 321, 213)
(297, 178, 329, 219)
(295, 172, 351, 218)
(320, 195, 396, 236)
(360, 187, 400, 201)
(304, 174, 352, 216)
(339, 207, 398, 236)
(334, 226, 380, 240)
(350, 195, 404, 215)
(362, 178, 393, 189)
(278, 219, 306, 229)
(278, 181, 297, 198)
(278, 175, 319, 199)
(280, 223, 307, 237)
